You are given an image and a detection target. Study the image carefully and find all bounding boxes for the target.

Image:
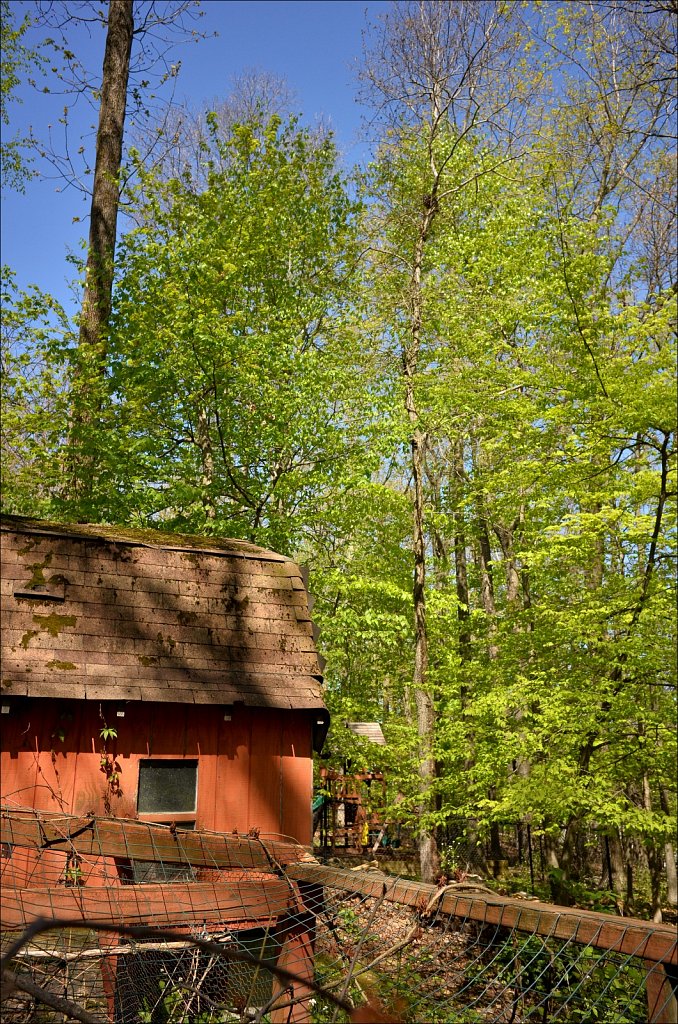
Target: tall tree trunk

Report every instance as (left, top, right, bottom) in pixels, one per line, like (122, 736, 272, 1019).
(196, 405, 216, 522)
(80, 0, 133, 359)
(493, 521, 521, 608)
(361, 0, 512, 884)
(474, 513, 498, 659)
(453, 441, 472, 677)
(605, 829, 626, 912)
(405, 203, 439, 884)
(642, 774, 664, 922)
(70, 0, 133, 502)
(450, 443, 488, 871)
(659, 785, 678, 908)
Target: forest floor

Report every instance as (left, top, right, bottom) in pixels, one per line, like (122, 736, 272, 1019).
(315, 892, 551, 1023)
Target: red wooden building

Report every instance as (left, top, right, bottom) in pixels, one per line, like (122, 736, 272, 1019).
(1, 516, 329, 1020)
(0, 514, 328, 847)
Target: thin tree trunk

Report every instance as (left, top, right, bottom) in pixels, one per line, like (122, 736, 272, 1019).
(493, 521, 521, 607)
(659, 786, 678, 907)
(474, 502, 498, 659)
(642, 774, 664, 922)
(450, 442, 487, 872)
(452, 441, 472, 679)
(196, 405, 216, 521)
(405, 202, 439, 884)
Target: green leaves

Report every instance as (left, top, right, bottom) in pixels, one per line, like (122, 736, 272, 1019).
(0, 267, 74, 516)
(2, 5, 675, 892)
(92, 115, 378, 551)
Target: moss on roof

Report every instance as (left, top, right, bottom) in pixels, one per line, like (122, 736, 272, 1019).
(0, 514, 288, 562)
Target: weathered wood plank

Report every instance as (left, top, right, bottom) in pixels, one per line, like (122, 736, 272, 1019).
(646, 960, 678, 1024)
(0, 679, 322, 707)
(287, 864, 678, 966)
(0, 522, 290, 565)
(4, 586, 311, 613)
(1, 650, 319, 680)
(1, 608, 314, 638)
(1, 879, 297, 929)
(3, 619, 318, 654)
(1, 622, 319, 655)
(1, 809, 311, 869)
(2, 629, 320, 663)
(1, 562, 301, 594)
(0, 667, 321, 695)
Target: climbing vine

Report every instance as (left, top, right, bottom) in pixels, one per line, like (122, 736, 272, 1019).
(99, 706, 122, 814)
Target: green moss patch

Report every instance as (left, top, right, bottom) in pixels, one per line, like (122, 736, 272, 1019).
(32, 613, 77, 637)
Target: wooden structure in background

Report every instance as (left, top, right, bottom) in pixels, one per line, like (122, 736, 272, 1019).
(315, 722, 394, 854)
(315, 766, 389, 854)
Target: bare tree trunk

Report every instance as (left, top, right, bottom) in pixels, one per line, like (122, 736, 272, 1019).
(605, 829, 626, 911)
(493, 521, 521, 608)
(80, 0, 133, 359)
(476, 517, 495, 619)
(642, 775, 664, 922)
(452, 440, 472, 677)
(473, 485, 498, 659)
(70, 0, 133, 501)
(543, 834, 560, 873)
(405, 208, 440, 884)
(659, 786, 678, 908)
(543, 833, 574, 906)
(196, 405, 216, 521)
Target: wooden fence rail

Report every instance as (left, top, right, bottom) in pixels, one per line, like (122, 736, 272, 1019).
(287, 862, 678, 1023)
(2, 809, 676, 1023)
(1, 806, 309, 870)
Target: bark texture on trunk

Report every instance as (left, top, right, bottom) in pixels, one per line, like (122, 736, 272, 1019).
(660, 786, 678, 908)
(70, 0, 133, 499)
(606, 830, 627, 910)
(405, 202, 440, 884)
(196, 405, 217, 521)
(80, 0, 133, 358)
(643, 774, 665, 923)
(453, 441, 471, 681)
(475, 511, 498, 660)
(493, 521, 521, 608)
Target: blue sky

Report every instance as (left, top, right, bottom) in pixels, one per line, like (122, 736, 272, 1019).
(2, 0, 390, 315)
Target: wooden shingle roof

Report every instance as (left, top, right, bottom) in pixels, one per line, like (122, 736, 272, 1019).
(0, 515, 326, 714)
(345, 722, 386, 745)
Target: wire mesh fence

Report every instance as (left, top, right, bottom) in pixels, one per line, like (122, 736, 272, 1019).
(292, 867, 677, 1023)
(2, 806, 676, 1024)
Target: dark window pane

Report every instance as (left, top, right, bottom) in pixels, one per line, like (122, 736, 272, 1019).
(132, 859, 196, 883)
(137, 760, 197, 813)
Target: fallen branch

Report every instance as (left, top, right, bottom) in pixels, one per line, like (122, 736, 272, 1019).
(1, 967, 100, 1024)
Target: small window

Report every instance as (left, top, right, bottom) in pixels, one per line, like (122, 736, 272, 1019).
(137, 760, 197, 815)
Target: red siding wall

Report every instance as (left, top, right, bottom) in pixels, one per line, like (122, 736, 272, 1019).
(1, 699, 313, 842)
